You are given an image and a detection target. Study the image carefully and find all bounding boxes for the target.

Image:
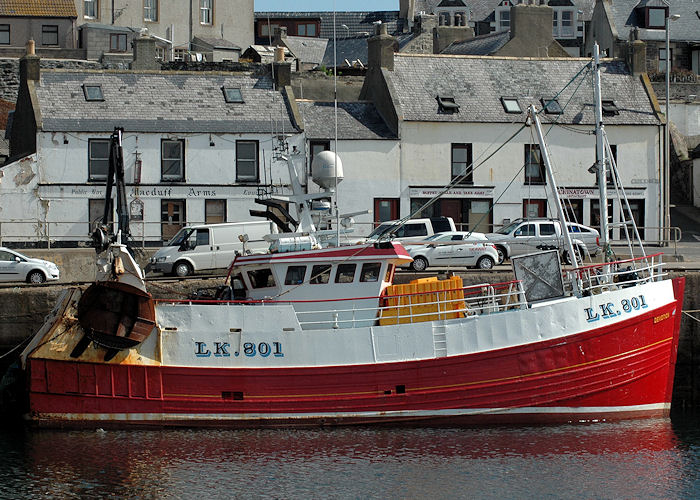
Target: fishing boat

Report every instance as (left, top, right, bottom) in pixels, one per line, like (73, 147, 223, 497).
(12, 46, 684, 428)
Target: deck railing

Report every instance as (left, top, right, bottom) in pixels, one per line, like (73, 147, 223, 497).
(563, 253, 666, 295)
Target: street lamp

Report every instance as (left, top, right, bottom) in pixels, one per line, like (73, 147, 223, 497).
(664, 13, 680, 246)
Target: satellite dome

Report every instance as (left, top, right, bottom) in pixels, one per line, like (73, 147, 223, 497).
(311, 150, 343, 189)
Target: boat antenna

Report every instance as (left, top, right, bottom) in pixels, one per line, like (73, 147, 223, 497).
(592, 42, 611, 261)
(333, 1, 340, 245)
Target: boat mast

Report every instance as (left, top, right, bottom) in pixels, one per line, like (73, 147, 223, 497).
(529, 106, 581, 284)
(593, 43, 610, 260)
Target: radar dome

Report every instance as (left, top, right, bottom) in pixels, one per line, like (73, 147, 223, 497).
(311, 150, 343, 189)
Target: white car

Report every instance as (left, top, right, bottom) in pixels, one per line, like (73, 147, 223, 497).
(403, 232, 499, 271)
(0, 247, 60, 284)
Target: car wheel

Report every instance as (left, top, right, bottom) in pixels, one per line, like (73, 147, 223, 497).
(495, 246, 506, 265)
(563, 246, 584, 265)
(411, 256, 428, 272)
(173, 261, 193, 277)
(27, 270, 46, 284)
(476, 256, 495, 270)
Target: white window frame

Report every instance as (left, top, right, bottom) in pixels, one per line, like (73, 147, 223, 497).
(144, 0, 158, 22)
(84, 0, 97, 19)
(200, 0, 213, 25)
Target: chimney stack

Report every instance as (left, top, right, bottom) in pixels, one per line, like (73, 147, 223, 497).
(130, 34, 160, 70)
(367, 22, 395, 71)
(628, 40, 646, 76)
(273, 47, 291, 88)
(20, 39, 40, 83)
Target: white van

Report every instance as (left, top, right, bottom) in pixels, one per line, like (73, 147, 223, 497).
(148, 221, 276, 277)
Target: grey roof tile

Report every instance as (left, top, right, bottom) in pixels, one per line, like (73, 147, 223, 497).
(441, 30, 510, 55)
(322, 35, 370, 67)
(297, 100, 396, 140)
(36, 71, 297, 134)
(284, 35, 328, 65)
(386, 54, 660, 125)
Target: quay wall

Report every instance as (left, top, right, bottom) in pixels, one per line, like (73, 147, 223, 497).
(0, 271, 698, 409)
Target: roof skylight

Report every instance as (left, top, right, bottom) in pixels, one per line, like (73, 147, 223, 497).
(83, 84, 104, 101)
(222, 87, 244, 103)
(500, 97, 522, 114)
(540, 97, 563, 115)
(436, 96, 459, 114)
(601, 100, 620, 117)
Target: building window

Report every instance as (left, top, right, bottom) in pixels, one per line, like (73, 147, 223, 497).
(222, 87, 243, 103)
(84, 0, 98, 19)
(83, 84, 104, 101)
(205, 199, 226, 223)
(647, 7, 666, 29)
(309, 140, 330, 169)
(499, 10, 510, 31)
(523, 200, 546, 219)
(601, 99, 619, 117)
(88, 139, 110, 181)
(658, 47, 672, 72)
(41, 25, 59, 46)
(155, 46, 165, 61)
(525, 144, 546, 185)
(161, 139, 185, 181)
(561, 10, 573, 37)
(374, 199, 398, 225)
(451, 144, 473, 184)
(0, 25, 9, 45)
(297, 23, 316, 36)
(260, 23, 280, 37)
(236, 140, 258, 182)
(173, 48, 187, 61)
(110, 33, 127, 52)
(144, 0, 158, 22)
(200, 0, 213, 25)
(500, 97, 521, 114)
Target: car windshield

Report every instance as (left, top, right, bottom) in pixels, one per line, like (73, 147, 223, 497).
(167, 228, 194, 246)
(496, 221, 522, 234)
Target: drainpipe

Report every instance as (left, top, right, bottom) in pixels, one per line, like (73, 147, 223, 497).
(189, 0, 193, 51)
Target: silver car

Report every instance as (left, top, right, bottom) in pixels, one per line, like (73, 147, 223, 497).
(486, 218, 600, 264)
(404, 232, 499, 271)
(0, 247, 60, 284)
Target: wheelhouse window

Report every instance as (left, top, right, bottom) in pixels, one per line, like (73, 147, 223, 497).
(248, 268, 276, 289)
(161, 139, 185, 181)
(0, 25, 9, 45)
(200, 0, 213, 25)
(310, 265, 331, 284)
(41, 25, 59, 46)
(335, 264, 357, 283)
(236, 140, 258, 182)
(524, 144, 546, 185)
(88, 139, 110, 181)
(84, 0, 98, 19)
(451, 143, 473, 184)
(284, 265, 306, 285)
(360, 263, 381, 282)
(110, 33, 127, 52)
(144, 0, 158, 21)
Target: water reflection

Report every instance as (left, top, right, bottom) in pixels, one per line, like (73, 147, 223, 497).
(0, 417, 699, 499)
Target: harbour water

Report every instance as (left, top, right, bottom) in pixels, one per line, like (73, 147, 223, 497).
(0, 416, 698, 498)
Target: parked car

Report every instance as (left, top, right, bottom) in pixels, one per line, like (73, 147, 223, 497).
(366, 217, 457, 244)
(0, 247, 60, 284)
(486, 218, 600, 264)
(403, 232, 499, 271)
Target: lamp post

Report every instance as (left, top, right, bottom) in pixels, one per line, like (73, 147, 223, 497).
(664, 13, 680, 246)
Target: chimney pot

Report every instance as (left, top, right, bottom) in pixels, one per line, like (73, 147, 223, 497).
(26, 39, 35, 55)
(274, 46, 285, 62)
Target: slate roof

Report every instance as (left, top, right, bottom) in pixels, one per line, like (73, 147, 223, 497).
(608, 0, 700, 42)
(322, 35, 370, 67)
(193, 36, 241, 51)
(35, 71, 297, 134)
(386, 54, 660, 126)
(255, 11, 402, 37)
(441, 30, 510, 55)
(414, 0, 594, 23)
(297, 100, 396, 140)
(284, 35, 328, 65)
(0, 0, 76, 17)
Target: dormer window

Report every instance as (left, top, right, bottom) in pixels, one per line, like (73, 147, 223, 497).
(437, 96, 459, 114)
(83, 84, 104, 101)
(222, 87, 244, 103)
(646, 7, 667, 28)
(540, 97, 563, 115)
(500, 97, 522, 114)
(601, 100, 619, 117)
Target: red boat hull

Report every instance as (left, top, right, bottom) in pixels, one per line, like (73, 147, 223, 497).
(25, 278, 685, 428)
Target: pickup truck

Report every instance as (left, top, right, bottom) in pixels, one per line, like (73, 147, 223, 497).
(366, 217, 457, 244)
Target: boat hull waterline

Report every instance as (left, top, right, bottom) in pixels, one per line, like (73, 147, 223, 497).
(24, 278, 684, 428)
